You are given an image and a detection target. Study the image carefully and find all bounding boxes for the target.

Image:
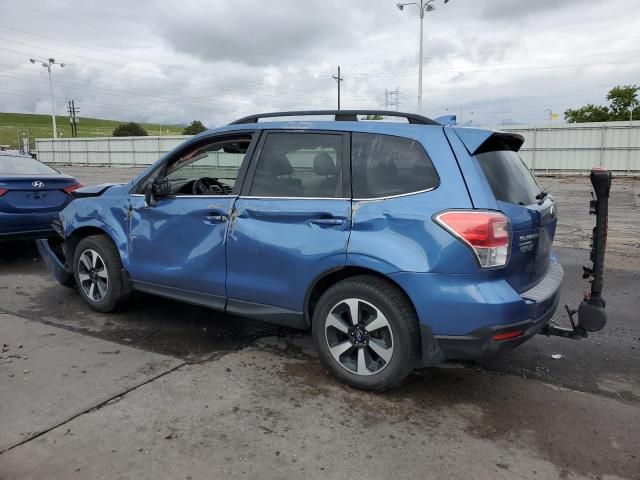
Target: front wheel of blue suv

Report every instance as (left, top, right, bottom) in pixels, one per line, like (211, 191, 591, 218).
(312, 276, 420, 391)
(73, 235, 129, 313)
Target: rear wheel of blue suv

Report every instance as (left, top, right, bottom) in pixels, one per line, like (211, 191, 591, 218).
(312, 275, 420, 391)
(38, 110, 597, 392)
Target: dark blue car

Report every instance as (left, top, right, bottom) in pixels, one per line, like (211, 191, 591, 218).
(38, 110, 609, 391)
(0, 151, 81, 241)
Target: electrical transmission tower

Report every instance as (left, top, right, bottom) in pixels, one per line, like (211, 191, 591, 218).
(384, 88, 401, 111)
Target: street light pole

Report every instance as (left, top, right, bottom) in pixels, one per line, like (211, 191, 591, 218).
(30, 58, 65, 139)
(396, 0, 450, 113)
(417, 8, 424, 112)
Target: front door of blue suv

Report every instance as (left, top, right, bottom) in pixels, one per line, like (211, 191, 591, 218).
(127, 132, 256, 308)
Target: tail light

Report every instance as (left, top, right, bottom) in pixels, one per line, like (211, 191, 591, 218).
(63, 183, 83, 194)
(435, 210, 511, 268)
(0, 188, 7, 197)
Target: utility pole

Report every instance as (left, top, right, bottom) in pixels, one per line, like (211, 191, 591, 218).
(67, 100, 79, 138)
(332, 66, 344, 110)
(30, 58, 65, 139)
(629, 100, 637, 175)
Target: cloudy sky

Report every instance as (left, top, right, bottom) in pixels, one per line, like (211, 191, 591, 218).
(0, 0, 639, 128)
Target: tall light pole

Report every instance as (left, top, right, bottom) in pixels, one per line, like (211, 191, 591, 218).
(396, 0, 450, 113)
(30, 58, 65, 139)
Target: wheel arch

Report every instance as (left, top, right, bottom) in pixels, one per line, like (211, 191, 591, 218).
(65, 225, 125, 267)
(305, 266, 442, 367)
(305, 266, 416, 326)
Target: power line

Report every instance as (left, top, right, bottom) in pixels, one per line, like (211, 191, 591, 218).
(0, 34, 355, 100)
(0, 43, 374, 104)
(348, 58, 635, 79)
(0, 71, 266, 111)
(338, 35, 640, 67)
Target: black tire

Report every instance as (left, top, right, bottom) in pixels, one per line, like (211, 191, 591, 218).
(312, 275, 420, 391)
(73, 235, 129, 313)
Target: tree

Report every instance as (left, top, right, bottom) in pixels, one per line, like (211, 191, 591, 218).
(565, 84, 640, 123)
(606, 85, 639, 121)
(362, 114, 384, 120)
(564, 104, 610, 123)
(183, 120, 207, 135)
(112, 122, 148, 137)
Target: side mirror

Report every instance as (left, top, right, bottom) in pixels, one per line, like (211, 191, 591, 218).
(144, 177, 171, 207)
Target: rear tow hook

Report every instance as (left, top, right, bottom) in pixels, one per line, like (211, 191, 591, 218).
(540, 167, 612, 340)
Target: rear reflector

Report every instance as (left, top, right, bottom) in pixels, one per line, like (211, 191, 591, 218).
(435, 210, 511, 268)
(492, 330, 523, 341)
(0, 188, 7, 197)
(63, 183, 83, 194)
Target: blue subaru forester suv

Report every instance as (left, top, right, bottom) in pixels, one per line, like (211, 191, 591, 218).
(38, 110, 575, 390)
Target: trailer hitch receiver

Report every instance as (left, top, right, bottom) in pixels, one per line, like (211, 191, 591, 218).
(541, 167, 612, 339)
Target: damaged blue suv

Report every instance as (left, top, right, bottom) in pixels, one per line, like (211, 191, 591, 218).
(39, 110, 610, 391)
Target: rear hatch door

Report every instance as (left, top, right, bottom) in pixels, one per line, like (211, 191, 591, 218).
(475, 149, 557, 293)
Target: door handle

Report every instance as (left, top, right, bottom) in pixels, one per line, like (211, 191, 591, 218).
(310, 217, 345, 226)
(204, 214, 228, 223)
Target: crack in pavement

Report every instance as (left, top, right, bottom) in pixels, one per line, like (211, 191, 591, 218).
(0, 361, 187, 456)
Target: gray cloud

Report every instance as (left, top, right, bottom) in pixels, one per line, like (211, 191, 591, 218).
(0, 0, 638, 128)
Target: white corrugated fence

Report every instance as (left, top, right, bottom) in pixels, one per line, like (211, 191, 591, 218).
(35, 121, 640, 175)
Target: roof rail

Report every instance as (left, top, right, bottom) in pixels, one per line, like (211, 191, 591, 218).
(229, 110, 440, 126)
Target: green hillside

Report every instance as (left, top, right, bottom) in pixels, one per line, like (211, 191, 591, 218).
(0, 112, 185, 150)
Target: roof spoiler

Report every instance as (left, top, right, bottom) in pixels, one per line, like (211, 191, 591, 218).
(435, 114, 457, 126)
(453, 128, 525, 155)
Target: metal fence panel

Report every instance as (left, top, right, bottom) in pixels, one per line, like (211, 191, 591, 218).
(36, 123, 640, 175)
(36, 135, 190, 167)
(501, 120, 640, 174)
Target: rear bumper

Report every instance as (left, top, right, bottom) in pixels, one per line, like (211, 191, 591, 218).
(394, 261, 564, 365)
(434, 291, 559, 360)
(0, 211, 63, 241)
(0, 228, 56, 241)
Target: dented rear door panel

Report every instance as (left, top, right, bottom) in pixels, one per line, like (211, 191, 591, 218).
(348, 127, 476, 274)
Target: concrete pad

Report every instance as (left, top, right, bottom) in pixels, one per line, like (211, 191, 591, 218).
(2, 340, 638, 480)
(0, 314, 183, 452)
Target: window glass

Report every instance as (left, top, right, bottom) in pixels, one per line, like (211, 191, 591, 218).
(163, 135, 251, 195)
(250, 133, 342, 198)
(475, 150, 540, 205)
(0, 154, 59, 175)
(351, 133, 438, 198)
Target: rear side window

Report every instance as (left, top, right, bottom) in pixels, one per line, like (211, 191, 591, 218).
(351, 133, 438, 199)
(250, 132, 343, 198)
(475, 150, 540, 205)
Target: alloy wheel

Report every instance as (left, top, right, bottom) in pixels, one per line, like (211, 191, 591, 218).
(324, 298, 394, 376)
(77, 249, 109, 303)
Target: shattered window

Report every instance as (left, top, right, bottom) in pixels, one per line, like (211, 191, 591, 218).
(351, 133, 438, 199)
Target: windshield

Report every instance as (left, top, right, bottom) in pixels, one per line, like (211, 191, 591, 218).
(475, 150, 541, 206)
(0, 155, 59, 176)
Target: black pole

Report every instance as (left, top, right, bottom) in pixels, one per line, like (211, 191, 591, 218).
(332, 66, 343, 110)
(337, 66, 341, 110)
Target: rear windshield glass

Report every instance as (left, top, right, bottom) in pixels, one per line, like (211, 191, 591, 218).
(475, 150, 540, 205)
(0, 155, 59, 175)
